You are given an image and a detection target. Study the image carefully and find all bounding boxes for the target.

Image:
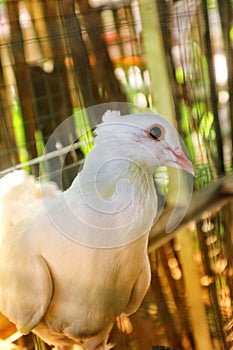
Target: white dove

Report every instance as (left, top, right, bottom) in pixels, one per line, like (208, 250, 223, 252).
(0, 110, 193, 350)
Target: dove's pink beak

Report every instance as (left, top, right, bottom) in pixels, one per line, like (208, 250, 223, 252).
(171, 147, 194, 175)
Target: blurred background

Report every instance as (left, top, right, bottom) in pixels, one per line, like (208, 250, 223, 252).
(0, 0, 232, 349)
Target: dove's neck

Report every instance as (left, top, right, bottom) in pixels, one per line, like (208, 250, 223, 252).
(66, 140, 157, 248)
(77, 142, 155, 201)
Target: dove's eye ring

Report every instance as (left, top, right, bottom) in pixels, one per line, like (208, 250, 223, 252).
(147, 124, 165, 141)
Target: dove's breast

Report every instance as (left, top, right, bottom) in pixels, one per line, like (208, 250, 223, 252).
(31, 228, 149, 345)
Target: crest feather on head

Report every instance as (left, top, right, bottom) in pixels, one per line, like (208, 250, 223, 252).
(102, 110, 121, 123)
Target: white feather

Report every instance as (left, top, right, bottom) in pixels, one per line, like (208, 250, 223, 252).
(0, 170, 60, 244)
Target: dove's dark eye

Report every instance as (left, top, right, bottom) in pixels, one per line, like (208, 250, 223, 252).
(148, 124, 165, 141)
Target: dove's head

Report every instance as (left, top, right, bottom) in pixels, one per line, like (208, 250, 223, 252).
(95, 110, 194, 175)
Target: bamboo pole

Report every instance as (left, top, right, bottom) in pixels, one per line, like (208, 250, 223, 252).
(24, 0, 53, 63)
(137, 0, 176, 125)
(59, 0, 101, 107)
(0, 56, 19, 169)
(201, 0, 225, 175)
(77, 0, 127, 103)
(177, 227, 213, 350)
(217, 0, 233, 169)
(6, 0, 38, 163)
(138, 0, 191, 221)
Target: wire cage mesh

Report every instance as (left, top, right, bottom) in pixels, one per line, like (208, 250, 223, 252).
(0, 0, 232, 349)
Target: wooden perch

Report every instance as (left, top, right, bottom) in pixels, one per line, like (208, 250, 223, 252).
(149, 172, 233, 252)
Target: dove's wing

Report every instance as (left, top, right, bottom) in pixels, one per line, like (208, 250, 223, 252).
(124, 254, 151, 316)
(0, 231, 53, 334)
